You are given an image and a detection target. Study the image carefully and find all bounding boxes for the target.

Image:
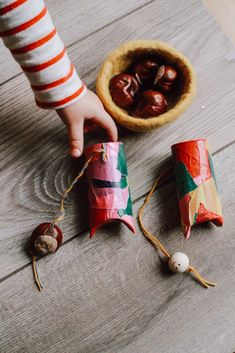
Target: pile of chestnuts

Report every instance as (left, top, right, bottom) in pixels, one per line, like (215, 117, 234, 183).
(109, 57, 178, 119)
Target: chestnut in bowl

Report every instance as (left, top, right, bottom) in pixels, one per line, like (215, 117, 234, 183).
(130, 58, 159, 85)
(154, 65, 177, 92)
(109, 73, 140, 108)
(131, 90, 167, 119)
(96, 40, 196, 132)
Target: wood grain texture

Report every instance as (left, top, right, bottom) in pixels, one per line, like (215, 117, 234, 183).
(0, 144, 234, 353)
(0, 0, 235, 279)
(203, 0, 235, 46)
(0, 0, 150, 85)
(0, 1, 235, 351)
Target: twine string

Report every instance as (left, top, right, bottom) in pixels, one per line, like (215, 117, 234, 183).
(52, 149, 106, 225)
(138, 167, 172, 258)
(188, 266, 216, 288)
(138, 166, 216, 288)
(32, 255, 43, 291)
(32, 148, 106, 291)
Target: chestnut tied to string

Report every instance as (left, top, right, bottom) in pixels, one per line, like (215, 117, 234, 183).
(31, 223, 62, 257)
(30, 147, 108, 291)
(31, 223, 63, 290)
(30, 142, 135, 291)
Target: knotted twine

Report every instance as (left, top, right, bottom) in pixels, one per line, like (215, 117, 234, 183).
(32, 148, 107, 291)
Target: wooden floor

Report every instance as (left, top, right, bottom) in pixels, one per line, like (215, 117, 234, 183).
(0, 1, 235, 352)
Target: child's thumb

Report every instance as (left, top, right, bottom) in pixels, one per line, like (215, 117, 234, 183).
(67, 119, 84, 157)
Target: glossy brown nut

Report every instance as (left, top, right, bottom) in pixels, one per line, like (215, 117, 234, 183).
(131, 58, 159, 85)
(131, 90, 167, 118)
(154, 65, 177, 92)
(31, 223, 63, 256)
(109, 73, 140, 108)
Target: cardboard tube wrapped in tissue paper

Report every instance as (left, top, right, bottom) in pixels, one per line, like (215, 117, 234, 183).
(85, 142, 135, 237)
(171, 139, 223, 239)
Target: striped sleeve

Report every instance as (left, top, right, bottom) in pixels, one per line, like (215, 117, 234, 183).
(0, 0, 87, 109)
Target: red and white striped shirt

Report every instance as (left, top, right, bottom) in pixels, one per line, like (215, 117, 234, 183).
(0, 0, 87, 109)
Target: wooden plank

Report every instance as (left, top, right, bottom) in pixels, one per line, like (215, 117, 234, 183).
(0, 0, 235, 278)
(203, 0, 235, 46)
(0, 0, 150, 84)
(0, 144, 234, 353)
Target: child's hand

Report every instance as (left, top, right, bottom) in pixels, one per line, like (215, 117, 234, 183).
(57, 90, 118, 157)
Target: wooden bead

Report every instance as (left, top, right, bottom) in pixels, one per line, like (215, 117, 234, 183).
(168, 252, 189, 273)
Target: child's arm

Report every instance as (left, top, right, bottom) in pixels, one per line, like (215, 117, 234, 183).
(0, 0, 117, 156)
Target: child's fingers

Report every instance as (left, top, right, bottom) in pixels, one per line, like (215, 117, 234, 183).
(67, 119, 84, 157)
(94, 110, 118, 142)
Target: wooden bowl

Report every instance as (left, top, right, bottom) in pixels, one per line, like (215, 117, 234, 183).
(96, 40, 196, 132)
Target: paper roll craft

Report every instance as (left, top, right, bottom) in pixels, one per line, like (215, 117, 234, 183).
(171, 139, 223, 239)
(85, 142, 135, 237)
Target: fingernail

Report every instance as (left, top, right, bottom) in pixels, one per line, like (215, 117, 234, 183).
(72, 148, 81, 157)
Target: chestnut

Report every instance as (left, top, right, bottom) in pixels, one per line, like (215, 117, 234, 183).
(131, 90, 167, 118)
(154, 65, 177, 92)
(109, 73, 140, 108)
(31, 223, 63, 257)
(130, 58, 159, 85)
